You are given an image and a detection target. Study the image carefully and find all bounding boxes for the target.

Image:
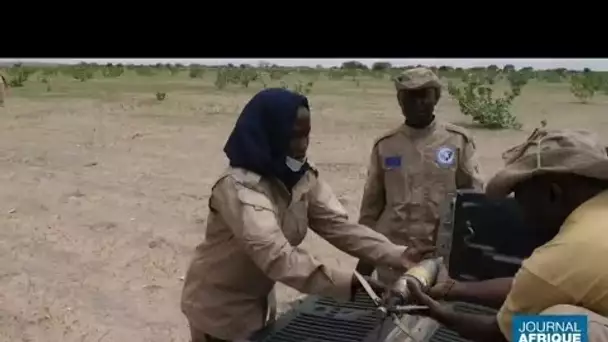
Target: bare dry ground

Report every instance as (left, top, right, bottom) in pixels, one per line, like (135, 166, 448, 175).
(1, 74, 607, 342)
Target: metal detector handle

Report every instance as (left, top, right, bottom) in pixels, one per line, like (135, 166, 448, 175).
(355, 259, 375, 277)
(353, 271, 382, 306)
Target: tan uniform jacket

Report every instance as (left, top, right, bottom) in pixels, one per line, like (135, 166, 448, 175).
(359, 120, 483, 246)
(181, 166, 407, 340)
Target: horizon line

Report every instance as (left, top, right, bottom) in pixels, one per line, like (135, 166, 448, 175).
(2, 58, 608, 71)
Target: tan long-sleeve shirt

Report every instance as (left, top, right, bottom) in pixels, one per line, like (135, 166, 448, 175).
(181, 165, 408, 340)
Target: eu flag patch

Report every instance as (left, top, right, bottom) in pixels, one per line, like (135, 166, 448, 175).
(384, 156, 402, 169)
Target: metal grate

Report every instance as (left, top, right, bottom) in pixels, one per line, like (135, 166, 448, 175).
(261, 313, 381, 342)
(251, 295, 498, 342)
(251, 290, 393, 342)
(316, 291, 378, 310)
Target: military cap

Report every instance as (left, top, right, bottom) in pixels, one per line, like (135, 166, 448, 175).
(393, 67, 442, 92)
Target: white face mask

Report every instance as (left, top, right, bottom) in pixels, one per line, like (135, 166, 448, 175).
(285, 156, 307, 172)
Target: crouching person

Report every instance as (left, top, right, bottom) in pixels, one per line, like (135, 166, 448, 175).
(181, 88, 435, 342)
(406, 129, 608, 342)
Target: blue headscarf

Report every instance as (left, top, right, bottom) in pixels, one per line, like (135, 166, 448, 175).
(224, 88, 311, 190)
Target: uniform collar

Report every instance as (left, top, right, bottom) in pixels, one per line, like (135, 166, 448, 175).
(231, 165, 318, 205)
(274, 165, 318, 204)
(401, 119, 438, 139)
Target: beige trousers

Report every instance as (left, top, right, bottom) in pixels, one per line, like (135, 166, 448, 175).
(188, 288, 276, 342)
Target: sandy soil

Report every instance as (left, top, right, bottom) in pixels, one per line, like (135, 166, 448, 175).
(1, 77, 607, 342)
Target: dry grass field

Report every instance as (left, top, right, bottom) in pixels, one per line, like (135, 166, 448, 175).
(1, 67, 607, 342)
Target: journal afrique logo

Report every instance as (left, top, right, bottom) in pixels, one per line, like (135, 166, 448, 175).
(513, 315, 587, 342)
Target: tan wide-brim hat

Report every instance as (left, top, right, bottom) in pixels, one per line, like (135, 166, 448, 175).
(485, 128, 608, 198)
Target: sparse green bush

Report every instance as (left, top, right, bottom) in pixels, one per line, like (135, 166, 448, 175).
(38, 74, 53, 92)
(102, 65, 124, 78)
(277, 80, 314, 95)
(70, 65, 95, 82)
(292, 80, 314, 95)
(168, 66, 181, 76)
(188, 66, 205, 79)
(42, 68, 59, 77)
(12, 63, 608, 105)
(156, 92, 166, 101)
(7, 63, 35, 87)
(237, 69, 258, 88)
(214, 69, 229, 89)
(213, 68, 260, 89)
(448, 73, 524, 129)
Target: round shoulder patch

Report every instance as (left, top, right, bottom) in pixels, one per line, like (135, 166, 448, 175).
(436, 146, 456, 167)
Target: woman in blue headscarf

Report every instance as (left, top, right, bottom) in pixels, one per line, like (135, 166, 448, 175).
(181, 88, 434, 342)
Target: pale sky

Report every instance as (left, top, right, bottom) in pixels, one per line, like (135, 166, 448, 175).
(2, 58, 608, 71)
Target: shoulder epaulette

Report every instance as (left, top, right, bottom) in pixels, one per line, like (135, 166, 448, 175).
(211, 167, 262, 193)
(226, 167, 262, 186)
(444, 122, 473, 143)
(373, 126, 402, 147)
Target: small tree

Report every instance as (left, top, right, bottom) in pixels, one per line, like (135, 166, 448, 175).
(341, 61, 368, 70)
(214, 69, 229, 89)
(371, 62, 392, 71)
(506, 70, 531, 96)
(70, 64, 95, 82)
(569, 71, 601, 103)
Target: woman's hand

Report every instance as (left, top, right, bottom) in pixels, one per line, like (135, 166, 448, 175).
(400, 239, 437, 269)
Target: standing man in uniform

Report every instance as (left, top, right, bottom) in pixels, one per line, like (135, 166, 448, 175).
(357, 67, 484, 283)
